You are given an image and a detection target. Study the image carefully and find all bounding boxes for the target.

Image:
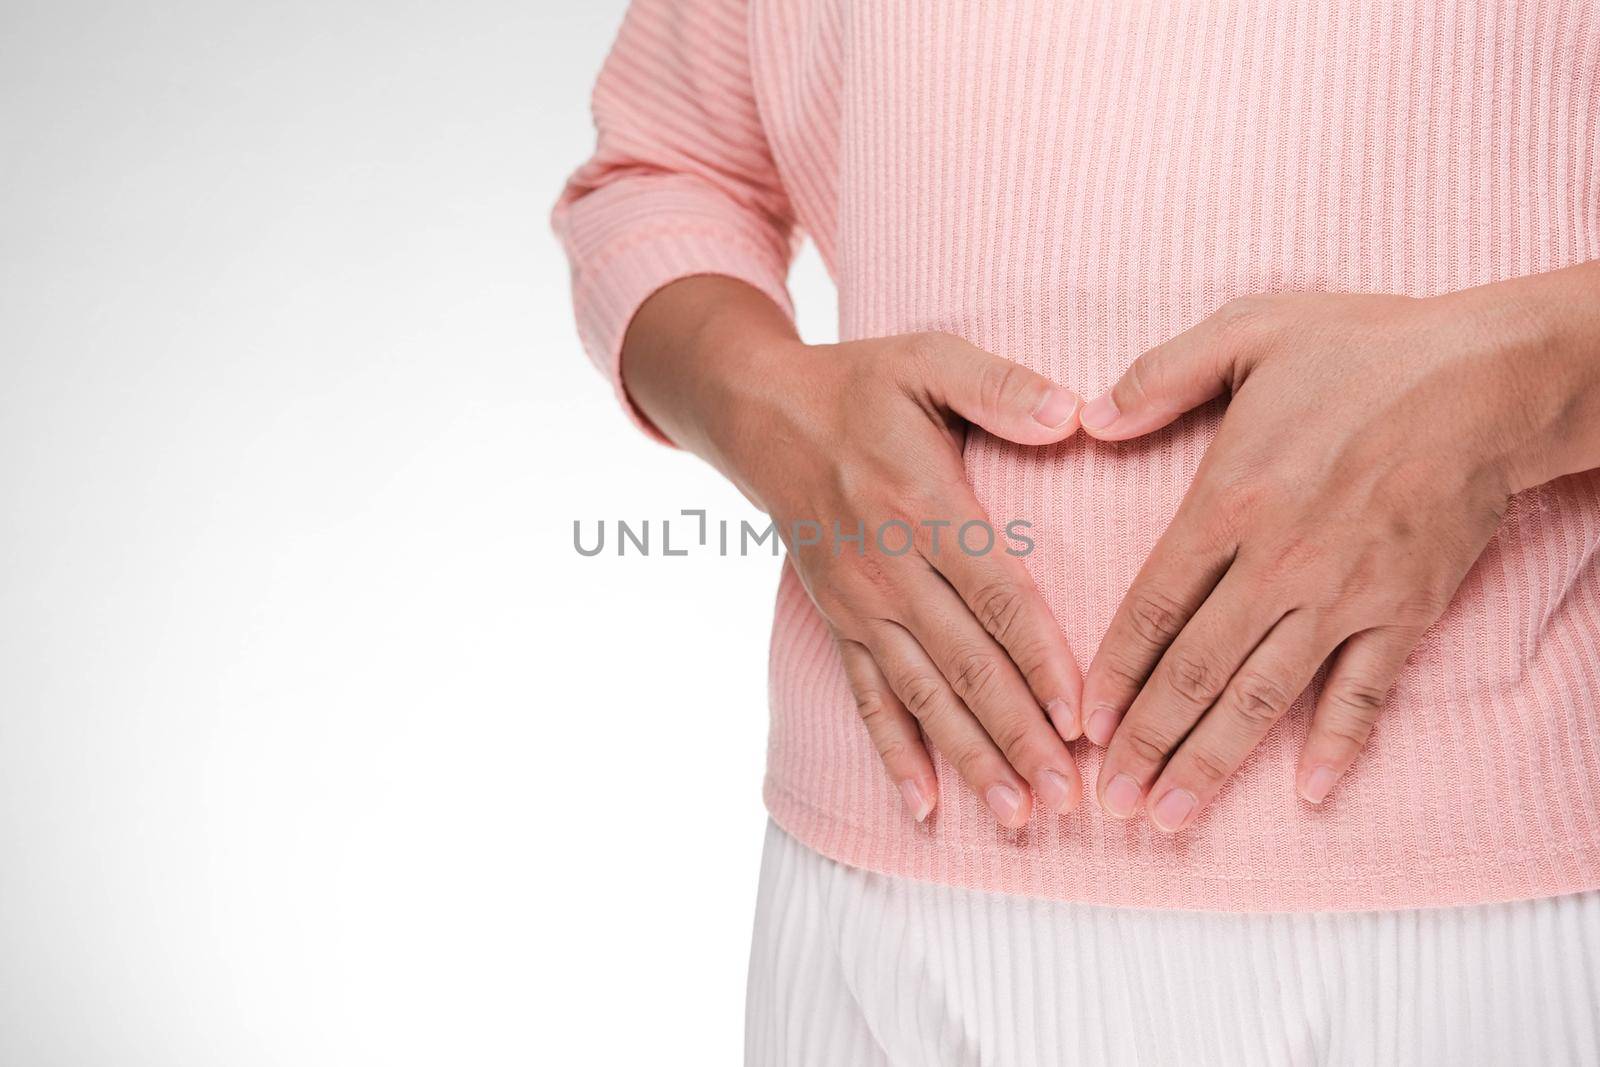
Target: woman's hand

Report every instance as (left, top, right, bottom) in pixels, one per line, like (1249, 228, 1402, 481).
(1078, 265, 1600, 832)
(623, 276, 1089, 826)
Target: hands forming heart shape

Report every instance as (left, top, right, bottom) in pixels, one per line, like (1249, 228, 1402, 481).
(622, 265, 1600, 832)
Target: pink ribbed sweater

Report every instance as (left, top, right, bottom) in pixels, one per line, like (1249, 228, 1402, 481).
(556, 0, 1600, 910)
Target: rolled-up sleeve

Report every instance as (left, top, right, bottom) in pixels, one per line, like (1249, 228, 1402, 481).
(552, 0, 798, 442)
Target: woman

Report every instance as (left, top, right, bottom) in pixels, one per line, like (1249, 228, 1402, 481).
(555, 2, 1600, 1063)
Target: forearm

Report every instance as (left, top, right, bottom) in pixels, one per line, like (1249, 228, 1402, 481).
(620, 275, 803, 504)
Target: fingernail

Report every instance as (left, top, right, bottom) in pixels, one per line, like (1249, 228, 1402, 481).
(1150, 788, 1197, 832)
(1300, 766, 1340, 805)
(1080, 394, 1120, 432)
(1032, 388, 1080, 429)
(1036, 769, 1076, 814)
(1085, 706, 1119, 747)
(986, 783, 1025, 826)
(1046, 698, 1080, 741)
(899, 779, 934, 822)
(1101, 773, 1143, 818)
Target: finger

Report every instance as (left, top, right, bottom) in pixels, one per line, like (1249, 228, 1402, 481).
(921, 490, 1084, 741)
(837, 637, 938, 822)
(1144, 612, 1337, 832)
(1095, 565, 1283, 817)
(1296, 626, 1416, 805)
(907, 333, 1085, 447)
(1079, 300, 1267, 440)
(896, 568, 1082, 815)
(1081, 503, 1234, 747)
(863, 619, 1035, 828)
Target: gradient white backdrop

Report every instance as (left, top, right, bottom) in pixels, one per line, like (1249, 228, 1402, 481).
(1, 1, 837, 1062)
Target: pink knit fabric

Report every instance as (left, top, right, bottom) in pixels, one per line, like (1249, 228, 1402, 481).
(556, 0, 1600, 911)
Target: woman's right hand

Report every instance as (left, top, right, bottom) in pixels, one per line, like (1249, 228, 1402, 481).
(622, 276, 1086, 826)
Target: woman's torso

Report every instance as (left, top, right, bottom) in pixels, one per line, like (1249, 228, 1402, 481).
(752, 0, 1600, 909)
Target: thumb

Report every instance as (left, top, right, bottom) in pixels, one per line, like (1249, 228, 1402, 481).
(1079, 314, 1242, 441)
(914, 334, 1084, 447)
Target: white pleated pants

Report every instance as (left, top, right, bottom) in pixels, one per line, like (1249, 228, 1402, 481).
(746, 821, 1600, 1066)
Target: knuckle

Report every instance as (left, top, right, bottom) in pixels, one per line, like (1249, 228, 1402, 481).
(908, 329, 957, 351)
(872, 737, 913, 769)
(1319, 712, 1377, 749)
(1004, 640, 1052, 688)
(978, 358, 1026, 415)
(1228, 671, 1292, 731)
(1391, 591, 1446, 629)
(1125, 590, 1187, 647)
(832, 556, 896, 604)
(1337, 679, 1389, 714)
(843, 550, 897, 597)
(1324, 678, 1388, 738)
(805, 578, 853, 625)
(949, 743, 992, 785)
(1212, 295, 1274, 345)
(890, 332, 946, 390)
(824, 618, 856, 647)
(853, 688, 894, 729)
(823, 456, 872, 505)
(1096, 650, 1151, 693)
(1119, 724, 1175, 767)
(1262, 536, 1322, 584)
(1210, 478, 1268, 526)
(972, 581, 1028, 645)
(1167, 651, 1226, 706)
(984, 713, 1035, 767)
(899, 674, 945, 721)
(1184, 746, 1235, 787)
(948, 649, 1004, 704)
(900, 331, 955, 370)
(1332, 554, 1385, 605)
(1122, 355, 1155, 405)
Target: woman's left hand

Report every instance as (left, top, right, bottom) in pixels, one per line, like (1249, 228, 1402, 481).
(1076, 271, 1600, 832)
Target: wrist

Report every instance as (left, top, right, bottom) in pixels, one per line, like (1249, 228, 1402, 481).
(621, 275, 802, 446)
(682, 300, 812, 482)
(1432, 265, 1600, 494)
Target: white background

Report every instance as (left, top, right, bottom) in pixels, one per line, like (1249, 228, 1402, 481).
(1, 1, 836, 1062)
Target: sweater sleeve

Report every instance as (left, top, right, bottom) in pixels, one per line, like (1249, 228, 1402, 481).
(552, 0, 799, 443)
